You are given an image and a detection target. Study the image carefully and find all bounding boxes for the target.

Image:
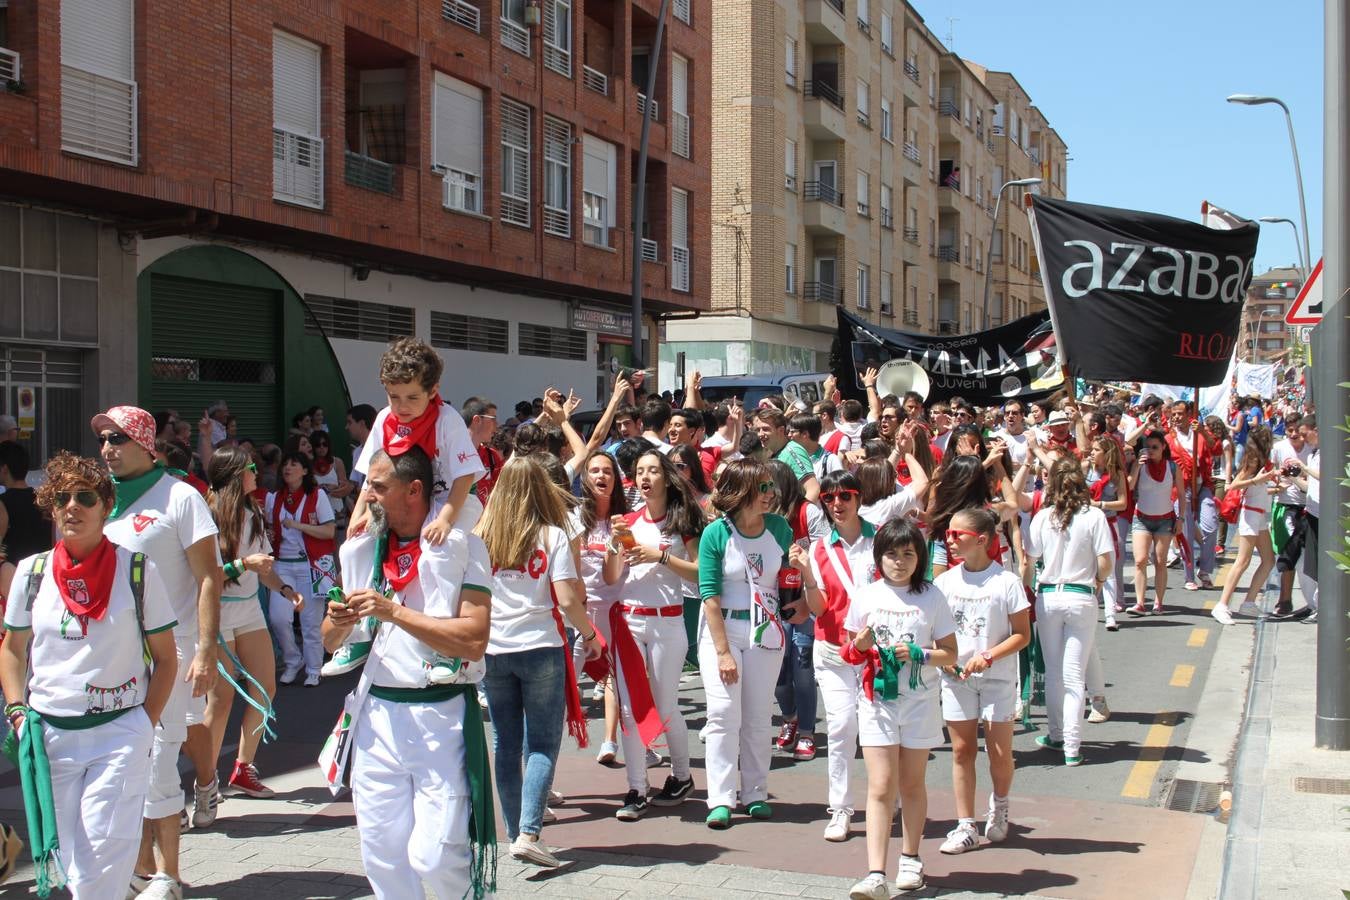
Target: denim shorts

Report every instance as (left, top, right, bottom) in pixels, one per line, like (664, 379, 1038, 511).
(1132, 512, 1175, 536)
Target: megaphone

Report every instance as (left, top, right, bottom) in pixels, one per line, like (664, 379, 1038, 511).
(875, 359, 931, 401)
(610, 357, 655, 383)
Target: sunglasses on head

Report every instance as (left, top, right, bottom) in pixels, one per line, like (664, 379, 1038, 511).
(56, 490, 100, 509)
(98, 432, 132, 447)
(820, 490, 859, 503)
(757, 481, 777, 494)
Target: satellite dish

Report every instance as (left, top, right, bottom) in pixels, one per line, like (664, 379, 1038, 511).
(875, 359, 931, 400)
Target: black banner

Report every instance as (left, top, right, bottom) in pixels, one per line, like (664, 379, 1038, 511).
(832, 308, 1063, 405)
(1027, 195, 1259, 386)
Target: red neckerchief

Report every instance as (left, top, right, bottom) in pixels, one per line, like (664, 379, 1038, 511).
(1089, 471, 1112, 501)
(271, 488, 306, 548)
(382, 396, 441, 459)
(383, 536, 422, 592)
(313, 456, 333, 476)
(1146, 458, 1168, 483)
(51, 536, 117, 622)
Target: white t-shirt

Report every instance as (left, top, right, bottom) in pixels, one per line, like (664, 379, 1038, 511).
(697, 515, 794, 610)
(1306, 449, 1320, 517)
(572, 513, 621, 606)
(487, 525, 579, 655)
(843, 580, 955, 704)
(370, 531, 492, 690)
(859, 487, 918, 529)
(621, 508, 694, 608)
(1271, 439, 1314, 505)
(5, 545, 177, 717)
(997, 429, 1030, 467)
(354, 404, 487, 506)
(264, 490, 335, 560)
(222, 520, 271, 601)
(1027, 505, 1114, 586)
(933, 562, 1028, 681)
(104, 472, 220, 638)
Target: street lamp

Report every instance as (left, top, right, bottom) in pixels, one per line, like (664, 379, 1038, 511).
(984, 177, 1042, 322)
(1257, 216, 1307, 280)
(1226, 94, 1312, 275)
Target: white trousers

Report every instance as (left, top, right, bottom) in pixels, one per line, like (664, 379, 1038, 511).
(571, 599, 616, 675)
(1035, 593, 1097, 757)
(46, 708, 154, 900)
(615, 611, 691, 793)
(353, 694, 472, 900)
(145, 634, 199, 819)
(271, 559, 325, 676)
(697, 615, 784, 809)
(812, 644, 862, 812)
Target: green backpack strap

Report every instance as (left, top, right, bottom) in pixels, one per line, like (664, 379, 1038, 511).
(129, 552, 151, 665)
(25, 551, 49, 614)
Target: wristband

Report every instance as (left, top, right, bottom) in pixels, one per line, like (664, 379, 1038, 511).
(659, 550, 670, 566)
(223, 559, 243, 580)
(583, 631, 597, 642)
(281, 584, 295, 599)
(4, 702, 26, 717)
(922, 648, 931, 665)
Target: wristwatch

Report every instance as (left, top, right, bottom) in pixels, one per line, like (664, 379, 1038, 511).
(981, 651, 994, 665)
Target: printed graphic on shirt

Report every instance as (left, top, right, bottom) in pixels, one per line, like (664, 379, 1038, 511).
(85, 677, 137, 714)
(746, 553, 764, 579)
(132, 514, 156, 533)
(952, 607, 987, 639)
(59, 607, 91, 640)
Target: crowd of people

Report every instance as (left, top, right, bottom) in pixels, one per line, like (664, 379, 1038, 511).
(0, 339, 1323, 899)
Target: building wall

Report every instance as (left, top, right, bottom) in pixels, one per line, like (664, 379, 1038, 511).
(1242, 266, 1303, 363)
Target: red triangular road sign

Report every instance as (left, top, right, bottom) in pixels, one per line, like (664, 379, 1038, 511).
(1285, 258, 1323, 325)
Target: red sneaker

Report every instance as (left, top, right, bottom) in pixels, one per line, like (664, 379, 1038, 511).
(774, 721, 798, 751)
(228, 761, 276, 798)
(793, 736, 817, 761)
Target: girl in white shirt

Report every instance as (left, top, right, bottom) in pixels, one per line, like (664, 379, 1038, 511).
(1128, 432, 1177, 615)
(1212, 426, 1278, 625)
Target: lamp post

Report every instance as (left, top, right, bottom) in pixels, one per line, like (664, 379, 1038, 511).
(984, 177, 1042, 323)
(1227, 94, 1313, 275)
(630, 0, 673, 370)
(1258, 216, 1308, 280)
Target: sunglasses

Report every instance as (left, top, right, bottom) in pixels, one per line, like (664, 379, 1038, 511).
(98, 432, 132, 447)
(946, 528, 982, 541)
(55, 490, 100, 508)
(820, 490, 859, 503)
(879, 413, 899, 421)
(758, 481, 777, 494)
(246, 462, 258, 473)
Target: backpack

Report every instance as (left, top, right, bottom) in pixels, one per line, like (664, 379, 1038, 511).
(26, 550, 150, 663)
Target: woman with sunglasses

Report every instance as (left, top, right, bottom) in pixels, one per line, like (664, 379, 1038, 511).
(264, 451, 336, 686)
(608, 450, 704, 820)
(309, 431, 354, 531)
(203, 448, 302, 800)
(697, 459, 795, 830)
(790, 470, 876, 843)
(1, 453, 179, 899)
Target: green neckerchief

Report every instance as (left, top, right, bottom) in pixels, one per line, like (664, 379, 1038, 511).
(15, 709, 67, 897)
(110, 464, 168, 520)
(872, 642, 926, 700)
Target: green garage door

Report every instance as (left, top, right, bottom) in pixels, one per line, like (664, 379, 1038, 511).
(148, 274, 281, 444)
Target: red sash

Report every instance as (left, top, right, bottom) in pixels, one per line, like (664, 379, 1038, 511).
(550, 585, 590, 749)
(605, 604, 667, 749)
(270, 489, 337, 561)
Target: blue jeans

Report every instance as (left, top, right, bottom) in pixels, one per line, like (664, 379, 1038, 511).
(774, 620, 818, 734)
(484, 645, 565, 840)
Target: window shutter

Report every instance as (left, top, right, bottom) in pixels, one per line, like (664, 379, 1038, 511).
(583, 134, 616, 226)
(274, 32, 320, 136)
(500, 97, 532, 226)
(433, 73, 482, 175)
(60, 0, 137, 165)
(61, 0, 133, 79)
(671, 188, 688, 248)
(672, 55, 688, 115)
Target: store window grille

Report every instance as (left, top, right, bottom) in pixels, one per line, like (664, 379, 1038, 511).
(430, 311, 509, 354)
(518, 323, 587, 360)
(303, 294, 414, 343)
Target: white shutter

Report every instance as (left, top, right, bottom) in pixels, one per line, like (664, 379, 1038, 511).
(60, 0, 137, 165)
(61, 0, 133, 79)
(273, 32, 321, 136)
(500, 97, 532, 226)
(433, 73, 482, 175)
(672, 55, 688, 115)
(582, 134, 609, 199)
(671, 188, 689, 292)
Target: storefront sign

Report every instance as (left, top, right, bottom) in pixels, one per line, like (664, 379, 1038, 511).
(572, 305, 633, 337)
(16, 385, 35, 437)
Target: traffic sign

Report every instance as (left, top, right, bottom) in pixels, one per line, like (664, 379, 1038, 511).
(1285, 257, 1323, 325)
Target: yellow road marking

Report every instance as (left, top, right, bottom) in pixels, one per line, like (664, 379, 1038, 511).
(1203, 600, 1217, 611)
(1187, 627, 1210, 648)
(1170, 664, 1195, 688)
(1121, 711, 1179, 799)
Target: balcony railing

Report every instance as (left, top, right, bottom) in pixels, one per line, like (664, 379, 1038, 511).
(544, 43, 572, 78)
(582, 65, 609, 96)
(904, 60, 920, 82)
(938, 100, 959, 118)
(62, 66, 138, 165)
(937, 246, 959, 262)
(903, 227, 920, 244)
(803, 180, 841, 206)
(785, 173, 798, 192)
(902, 141, 921, 163)
(822, 0, 844, 14)
(1028, 146, 1041, 164)
(880, 301, 893, 316)
(637, 92, 659, 121)
(673, 110, 691, 157)
(804, 281, 839, 304)
(442, 0, 481, 32)
(344, 150, 395, 195)
(273, 128, 324, 208)
(880, 209, 894, 229)
(903, 309, 920, 326)
(857, 200, 870, 217)
(642, 238, 659, 262)
(857, 109, 871, 128)
(857, 18, 871, 35)
(500, 17, 530, 56)
(671, 246, 690, 292)
(937, 319, 958, 334)
(0, 47, 19, 83)
(804, 79, 843, 110)
(992, 124, 1005, 135)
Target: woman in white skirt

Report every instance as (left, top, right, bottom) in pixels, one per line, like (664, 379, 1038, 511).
(0, 453, 179, 899)
(1212, 426, 1278, 625)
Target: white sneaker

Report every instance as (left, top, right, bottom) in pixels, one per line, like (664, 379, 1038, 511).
(127, 874, 151, 898)
(848, 872, 890, 900)
(895, 855, 925, 891)
(590, 681, 605, 701)
(985, 794, 1010, 843)
(303, 672, 321, 687)
(279, 663, 302, 685)
(477, 684, 489, 709)
(1087, 696, 1111, 724)
(939, 820, 979, 854)
(542, 806, 557, 823)
(139, 874, 183, 900)
(1211, 605, 1235, 626)
(547, 789, 565, 806)
(823, 807, 851, 842)
(596, 740, 618, 764)
(645, 748, 663, 768)
(509, 835, 560, 868)
(192, 775, 220, 829)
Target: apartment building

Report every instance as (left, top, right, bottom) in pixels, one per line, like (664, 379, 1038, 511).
(0, 0, 710, 462)
(1242, 266, 1303, 364)
(662, 0, 1066, 383)
(969, 66, 1069, 324)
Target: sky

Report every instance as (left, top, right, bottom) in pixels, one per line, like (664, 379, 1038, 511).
(912, 0, 1326, 276)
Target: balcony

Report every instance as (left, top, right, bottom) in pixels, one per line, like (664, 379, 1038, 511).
(804, 281, 840, 304)
(0, 47, 19, 83)
(273, 128, 324, 209)
(938, 184, 961, 211)
(805, 0, 846, 44)
(938, 99, 961, 137)
(344, 151, 396, 195)
(901, 231, 921, 267)
(500, 17, 530, 56)
(442, 0, 481, 32)
(671, 246, 691, 292)
(903, 309, 920, 326)
(583, 65, 609, 96)
(937, 245, 960, 281)
(803, 181, 846, 235)
(903, 227, 919, 244)
(902, 141, 921, 164)
(804, 81, 847, 140)
(904, 60, 920, 83)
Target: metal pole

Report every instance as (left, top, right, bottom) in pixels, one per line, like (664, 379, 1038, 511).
(1315, 0, 1348, 751)
(630, 0, 672, 370)
(983, 191, 1004, 323)
(1277, 101, 1314, 276)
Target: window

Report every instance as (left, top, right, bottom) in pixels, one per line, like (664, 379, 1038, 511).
(857, 0, 870, 30)
(272, 31, 324, 208)
(519, 323, 588, 360)
(856, 170, 869, 217)
(543, 116, 572, 237)
(671, 188, 690, 292)
(499, 97, 532, 227)
(880, 271, 893, 315)
(785, 243, 796, 294)
(582, 134, 617, 246)
(880, 98, 892, 141)
(856, 79, 870, 127)
(785, 38, 797, 88)
(0, 205, 100, 345)
(673, 0, 691, 25)
(963, 95, 971, 126)
(879, 183, 892, 229)
(61, 0, 137, 165)
(304, 295, 414, 342)
(430, 311, 509, 354)
(433, 73, 483, 214)
(784, 139, 797, 191)
(543, 0, 572, 77)
(856, 264, 871, 310)
(880, 13, 893, 54)
(671, 54, 690, 158)
(500, 0, 530, 56)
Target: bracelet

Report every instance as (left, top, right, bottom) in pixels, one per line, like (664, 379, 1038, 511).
(4, 702, 26, 717)
(281, 584, 294, 598)
(223, 559, 243, 580)
(583, 631, 597, 642)
(659, 550, 670, 566)
(922, 648, 931, 665)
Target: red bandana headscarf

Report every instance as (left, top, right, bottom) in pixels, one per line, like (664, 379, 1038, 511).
(51, 537, 118, 622)
(383, 537, 422, 592)
(382, 395, 441, 460)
